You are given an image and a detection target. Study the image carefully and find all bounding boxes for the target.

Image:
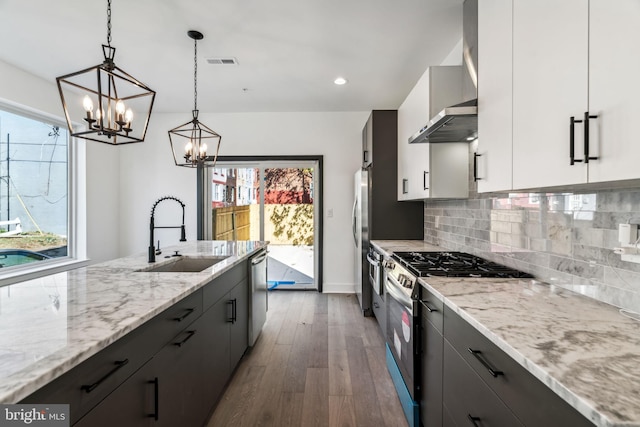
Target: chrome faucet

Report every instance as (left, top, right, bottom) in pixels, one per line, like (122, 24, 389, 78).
(149, 196, 187, 263)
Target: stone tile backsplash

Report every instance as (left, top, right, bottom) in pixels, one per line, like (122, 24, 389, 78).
(424, 190, 640, 312)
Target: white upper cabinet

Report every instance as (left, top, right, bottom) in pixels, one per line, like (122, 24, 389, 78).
(499, 0, 640, 190)
(587, 0, 640, 183)
(512, 0, 589, 189)
(476, 0, 513, 192)
(398, 66, 468, 200)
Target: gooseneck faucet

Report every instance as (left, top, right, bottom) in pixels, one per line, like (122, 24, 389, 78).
(149, 196, 187, 263)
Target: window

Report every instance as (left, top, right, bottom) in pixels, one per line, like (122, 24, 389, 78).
(0, 104, 77, 276)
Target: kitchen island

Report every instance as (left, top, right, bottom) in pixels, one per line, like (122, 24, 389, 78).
(373, 240, 640, 427)
(0, 240, 267, 407)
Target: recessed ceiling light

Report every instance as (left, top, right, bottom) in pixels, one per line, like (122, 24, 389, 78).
(334, 77, 348, 85)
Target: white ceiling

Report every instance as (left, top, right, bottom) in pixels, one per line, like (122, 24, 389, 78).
(0, 0, 463, 113)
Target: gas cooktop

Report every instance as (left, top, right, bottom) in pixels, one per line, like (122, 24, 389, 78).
(391, 251, 534, 279)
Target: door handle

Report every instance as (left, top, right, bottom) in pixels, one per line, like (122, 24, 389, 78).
(569, 116, 583, 166)
(423, 171, 429, 190)
(473, 153, 482, 182)
(81, 359, 129, 393)
(583, 111, 599, 163)
(402, 179, 408, 194)
(148, 377, 159, 420)
(351, 198, 358, 246)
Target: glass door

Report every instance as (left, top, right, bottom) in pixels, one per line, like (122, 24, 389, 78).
(206, 160, 319, 291)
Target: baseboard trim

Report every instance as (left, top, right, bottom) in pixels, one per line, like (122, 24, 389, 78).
(322, 283, 355, 293)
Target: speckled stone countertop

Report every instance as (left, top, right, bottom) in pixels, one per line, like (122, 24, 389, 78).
(372, 240, 640, 427)
(0, 240, 267, 404)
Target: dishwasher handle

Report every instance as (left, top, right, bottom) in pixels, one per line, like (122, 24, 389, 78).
(251, 250, 268, 265)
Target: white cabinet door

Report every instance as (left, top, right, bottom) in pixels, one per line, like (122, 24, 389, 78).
(587, 0, 640, 184)
(398, 66, 465, 200)
(477, 0, 513, 193)
(512, 0, 588, 190)
(398, 69, 432, 200)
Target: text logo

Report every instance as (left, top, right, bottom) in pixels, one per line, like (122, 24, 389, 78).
(0, 405, 69, 427)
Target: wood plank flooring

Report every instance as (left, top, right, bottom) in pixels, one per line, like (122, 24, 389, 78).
(206, 291, 408, 427)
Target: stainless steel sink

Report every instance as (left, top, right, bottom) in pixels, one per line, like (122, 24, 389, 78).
(138, 256, 229, 273)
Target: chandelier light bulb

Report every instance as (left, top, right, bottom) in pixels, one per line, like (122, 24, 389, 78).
(83, 96, 94, 112)
(115, 100, 125, 114)
(185, 141, 193, 153)
(200, 143, 207, 156)
(95, 107, 102, 121)
(125, 108, 133, 123)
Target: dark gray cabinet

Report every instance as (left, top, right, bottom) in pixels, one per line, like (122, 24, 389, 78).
(419, 291, 443, 427)
(21, 260, 250, 427)
(442, 305, 595, 427)
(75, 316, 205, 427)
(229, 278, 249, 368)
(443, 340, 524, 427)
(201, 275, 249, 409)
(201, 295, 231, 407)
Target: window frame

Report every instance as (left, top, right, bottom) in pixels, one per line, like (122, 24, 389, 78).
(0, 100, 88, 287)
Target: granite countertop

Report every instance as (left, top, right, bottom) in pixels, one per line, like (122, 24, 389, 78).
(0, 240, 267, 404)
(372, 240, 640, 427)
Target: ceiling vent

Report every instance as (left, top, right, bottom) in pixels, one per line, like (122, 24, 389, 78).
(206, 57, 238, 65)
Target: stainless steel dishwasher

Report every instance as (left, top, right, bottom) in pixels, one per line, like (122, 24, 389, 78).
(249, 248, 268, 346)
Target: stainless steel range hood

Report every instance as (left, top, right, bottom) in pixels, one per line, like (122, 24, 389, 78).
(409, 0, 478, 144)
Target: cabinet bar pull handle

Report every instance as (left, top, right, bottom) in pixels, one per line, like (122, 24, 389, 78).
(174, 330, 196, 347)
(402, 179, 408, 194)
(584, 111, 599, 163)
(173, 308, 195, 322)
(569, 116, 583, 165)
(148, 377, 159, 420)
(473, 153, 482, 182)
(227, 300, 234, 323)
(467, 414, 481, 426)
(81, 359, 129, 393)
(232, 298, 237, 324)
(420, 300, 437, 313)
(468, 348, 504, 377)
(423, 171, 429, 190)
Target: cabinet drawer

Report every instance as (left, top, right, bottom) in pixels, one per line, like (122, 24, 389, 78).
(418, 284, 443, 333)
(444, 306, 594, 427)
(443, 340, 524, 427)
(203, 262, 247, 310)
(22, 290, 203, 424)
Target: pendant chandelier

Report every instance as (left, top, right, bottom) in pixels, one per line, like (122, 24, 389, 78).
(168, 30, 222, 168)
(56, 0, 156, 145)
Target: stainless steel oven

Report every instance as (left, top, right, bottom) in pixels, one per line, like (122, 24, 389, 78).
(367, 248, 382, 295)
(385, 260, 419, 400)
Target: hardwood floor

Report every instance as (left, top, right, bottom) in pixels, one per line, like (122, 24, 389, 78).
(206, 291, 408, 427)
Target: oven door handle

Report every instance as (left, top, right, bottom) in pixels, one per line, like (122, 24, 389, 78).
(366, 253, 380, 267)
(385, 275, 413, 314)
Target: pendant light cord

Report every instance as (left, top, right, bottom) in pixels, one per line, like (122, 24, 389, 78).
(106, 0, 112, 46)
(193, 36, 198, 111)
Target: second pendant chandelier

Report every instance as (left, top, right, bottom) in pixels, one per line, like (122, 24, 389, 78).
(168, 30, 222, 168)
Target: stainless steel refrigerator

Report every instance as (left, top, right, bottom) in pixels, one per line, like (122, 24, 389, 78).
(353, 169, 370, 314)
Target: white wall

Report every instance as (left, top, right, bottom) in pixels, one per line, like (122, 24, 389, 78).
(441, 38, 463, 66)
(118, 111, 367, 293)
(0, 60, 120, 263)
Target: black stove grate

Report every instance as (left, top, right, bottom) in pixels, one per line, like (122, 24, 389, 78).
(391, 251, 533, 279)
